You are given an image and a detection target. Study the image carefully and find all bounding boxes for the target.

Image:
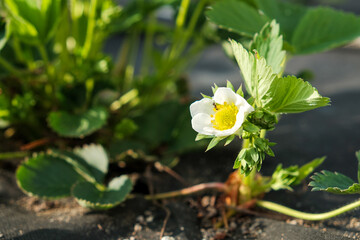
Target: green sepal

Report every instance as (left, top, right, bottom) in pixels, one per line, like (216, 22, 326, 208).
(242, 121, 260, 134)
(236, 84, 244, 97)
(206, 136, 226, 152)
(226, 80, 235, 92)
(224, 135, 236, 146)
(211, 84, 219, 95)
(195, 133, 213, 141)
(247, 109, 278, 130)
(201, 93, 212, 99)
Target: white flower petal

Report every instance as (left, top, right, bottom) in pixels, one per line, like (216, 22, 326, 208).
(191, 113, 213, 135)
(234, 94, 253, 112)
(190, 98, 214, 117)
(213, 87, 238, 105)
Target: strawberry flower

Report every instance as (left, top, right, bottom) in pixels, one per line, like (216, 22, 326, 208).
(190, 87, 254, 137)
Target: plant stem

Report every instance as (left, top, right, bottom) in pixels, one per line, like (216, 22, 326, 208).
(82, 0, 98, 59)
(0, 56, 21, 78)
(144, 182, 227, 201)
(0, 151, 30, 160)
(175, 0, 207, 58)
(168, 0, 190, 61)
(256, 199, 360, 221)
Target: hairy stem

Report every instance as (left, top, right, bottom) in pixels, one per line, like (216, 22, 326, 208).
(144, 182, 227, 201)
(256, 199, 360, 221)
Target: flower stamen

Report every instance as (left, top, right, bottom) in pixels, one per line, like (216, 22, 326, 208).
(211, 102, 239, 130)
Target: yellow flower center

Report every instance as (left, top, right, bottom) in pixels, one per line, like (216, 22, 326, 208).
(211, 102, 239, 130)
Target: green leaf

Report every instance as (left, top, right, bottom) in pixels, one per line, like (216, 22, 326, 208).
(309, 171, 360, 194)
(271, 164, 299, 191)
(254, 0, 308, 40)
(293, 157, 325, 185)
(4, 0, 62, 44)
(291, 7, 360, 54)
(16, 154, 83, 199)
(230, 39, 276, 105)
(206, 136, 226, 152)
(271, 157, 324, 191)
(72, 175, 133, 210)
(263, 76, 330, 113)
(250, 20, 286, 75)
(48, 107, 108, 138)
(206, 0, 269, 37)
(134, 101, 182, 148)
(114, 118, 138, 139)
(73, 144, 109, 183)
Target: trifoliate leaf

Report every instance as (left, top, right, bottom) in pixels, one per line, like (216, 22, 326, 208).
(309, 171, 360, 194)
(16, 154, 83, 199)
(250, 20, 286, 75)
(72, 175, 133, 210)
(291, 7, 360, 54)
(263, 76, 330, 113)
(206, 0, 269, 37)
(48, 107, 108, 138)
(230, 39, 276, 106)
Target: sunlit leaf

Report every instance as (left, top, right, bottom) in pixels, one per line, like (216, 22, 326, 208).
(250, 20, 286, 75)
(72, 175, 133, 210)
(263, 76, 330, 113)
